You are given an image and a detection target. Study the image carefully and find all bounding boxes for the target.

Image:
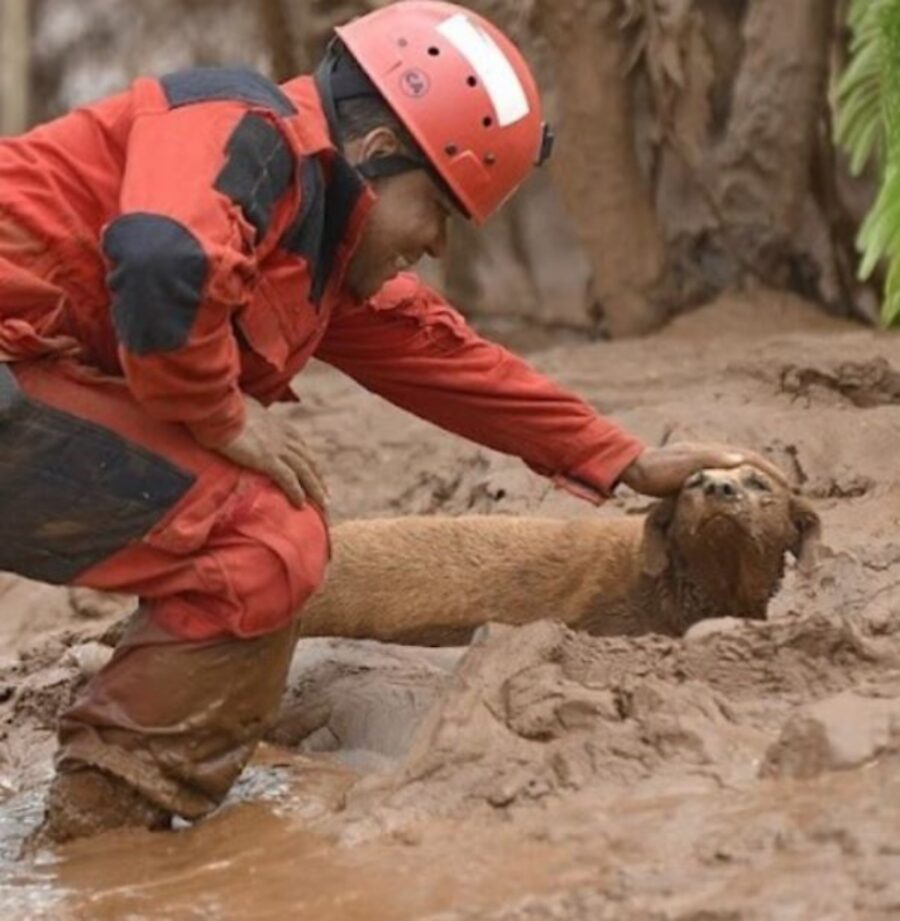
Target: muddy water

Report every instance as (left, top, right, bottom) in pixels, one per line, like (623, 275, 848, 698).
(10, 755, 899, 921)
(3, 758, 584, 921)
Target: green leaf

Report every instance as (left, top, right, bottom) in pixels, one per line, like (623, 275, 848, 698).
(836, 0, 900, 326)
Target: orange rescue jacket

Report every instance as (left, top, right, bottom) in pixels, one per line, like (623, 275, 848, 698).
(0, 68, 643, 500)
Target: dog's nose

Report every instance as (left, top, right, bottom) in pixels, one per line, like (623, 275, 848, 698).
(702, 474, 741, 500)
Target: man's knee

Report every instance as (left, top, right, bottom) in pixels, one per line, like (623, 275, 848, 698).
(153, 484, 330, 640)
(229, 508, 328, 636)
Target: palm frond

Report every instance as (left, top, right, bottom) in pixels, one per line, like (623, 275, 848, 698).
(836, 0, 900, 326)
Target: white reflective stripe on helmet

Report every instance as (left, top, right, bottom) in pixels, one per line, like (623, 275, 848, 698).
(436, 13, 530, 127)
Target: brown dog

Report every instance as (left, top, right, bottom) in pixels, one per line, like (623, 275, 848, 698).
(298, 465, 821, 645)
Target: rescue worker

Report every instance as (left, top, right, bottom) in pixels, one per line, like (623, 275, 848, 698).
(0, 1, 783, 840)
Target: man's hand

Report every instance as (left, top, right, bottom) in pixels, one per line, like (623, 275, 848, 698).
(201, 397, 328, 509)
(618, 442, 788, 498)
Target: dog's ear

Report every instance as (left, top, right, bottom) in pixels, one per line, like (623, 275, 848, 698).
(789, 495, 821, 575)
(642, 498, 676, 578)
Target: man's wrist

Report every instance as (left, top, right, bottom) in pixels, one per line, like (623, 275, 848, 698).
(616, 449, 648, 493)
(188, 404, 247, 449)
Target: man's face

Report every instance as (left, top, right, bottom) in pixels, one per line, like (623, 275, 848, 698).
(343, 129, 451, 300)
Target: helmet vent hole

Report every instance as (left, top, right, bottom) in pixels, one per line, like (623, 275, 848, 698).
(484, 153, 496, 166)
(428, 46, 440, 56)
(398, 37, 408, 48)
(445, 144, 459, 156)
(482, 115, 493, 128)
(467, 76, 478, 87)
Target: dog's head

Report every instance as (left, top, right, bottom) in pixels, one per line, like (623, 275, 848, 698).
(641, 464, 820, 626)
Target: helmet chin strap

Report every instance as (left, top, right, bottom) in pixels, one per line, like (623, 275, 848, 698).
(354, 153, 429, 181)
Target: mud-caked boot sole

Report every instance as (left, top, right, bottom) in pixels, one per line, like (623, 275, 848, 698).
(33, 767, 172, 846)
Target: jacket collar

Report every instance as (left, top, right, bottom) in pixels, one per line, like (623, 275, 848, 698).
(278, 75, 376, 307)
(279, 75, 337, 155)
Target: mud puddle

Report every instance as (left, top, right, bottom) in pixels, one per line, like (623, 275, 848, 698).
(11, 752, 900, 921)
(4, 756, 584, 921)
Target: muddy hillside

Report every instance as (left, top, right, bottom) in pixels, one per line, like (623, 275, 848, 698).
(1, 289, 899, 920)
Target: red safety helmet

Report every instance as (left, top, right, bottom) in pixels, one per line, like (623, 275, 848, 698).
(333, 0, 552, 224)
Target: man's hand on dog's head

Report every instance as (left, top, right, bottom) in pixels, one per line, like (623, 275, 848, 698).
(618, 442, 789, 498)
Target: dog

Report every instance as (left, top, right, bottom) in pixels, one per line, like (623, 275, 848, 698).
(298, 465, 821, 645)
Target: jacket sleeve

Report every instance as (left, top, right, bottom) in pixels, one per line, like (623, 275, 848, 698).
(103, 86, 298, 445)
(315, 275, 645, 502)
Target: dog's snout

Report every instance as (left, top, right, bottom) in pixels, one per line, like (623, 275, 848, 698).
(701, 473, 741, 501)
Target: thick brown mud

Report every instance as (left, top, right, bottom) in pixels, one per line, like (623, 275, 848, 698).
(2, 290, 900, 919)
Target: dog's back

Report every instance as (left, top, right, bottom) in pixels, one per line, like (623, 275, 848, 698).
(299, 515, 645, 645)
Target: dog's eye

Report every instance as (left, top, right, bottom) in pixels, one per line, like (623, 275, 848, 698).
(745, 475, 771, 492)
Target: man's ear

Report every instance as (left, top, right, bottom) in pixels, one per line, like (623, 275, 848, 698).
(642, 498, 676, 577)
(789, 495, 822, 575)
(360, 126, 401, 162)
(342, 126, 401, 168)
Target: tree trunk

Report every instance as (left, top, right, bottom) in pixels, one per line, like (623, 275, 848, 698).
(258, 0, 302, 81)
(1, 0, 31, 135)
(527, 0, 868, 334)
(655, 0, 841, 306)
(532, 0, 668, 336)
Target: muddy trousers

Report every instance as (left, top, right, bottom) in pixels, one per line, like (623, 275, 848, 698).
(4, 359, 329, 821)
(57, 611, 298, 819)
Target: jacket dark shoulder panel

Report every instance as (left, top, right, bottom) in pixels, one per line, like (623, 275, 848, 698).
(158, 70, 300, 243)
(160, 68, 297, 116)
(214, 114, 295, 243)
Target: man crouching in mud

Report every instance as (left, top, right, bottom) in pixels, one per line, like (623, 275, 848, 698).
(0, 1, 784, 841)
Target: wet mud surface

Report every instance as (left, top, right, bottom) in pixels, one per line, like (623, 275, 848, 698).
(2, 291, 900, 919)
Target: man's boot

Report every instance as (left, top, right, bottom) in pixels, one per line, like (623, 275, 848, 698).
(36, 767, 171, 845)
(48, 609, 298, 838)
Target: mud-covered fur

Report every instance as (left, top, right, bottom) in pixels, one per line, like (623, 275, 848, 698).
(300, 466, 821, 644)
(624, 465, 820, 635)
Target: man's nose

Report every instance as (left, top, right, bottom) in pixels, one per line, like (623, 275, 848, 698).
(700, 472, 742, 500)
